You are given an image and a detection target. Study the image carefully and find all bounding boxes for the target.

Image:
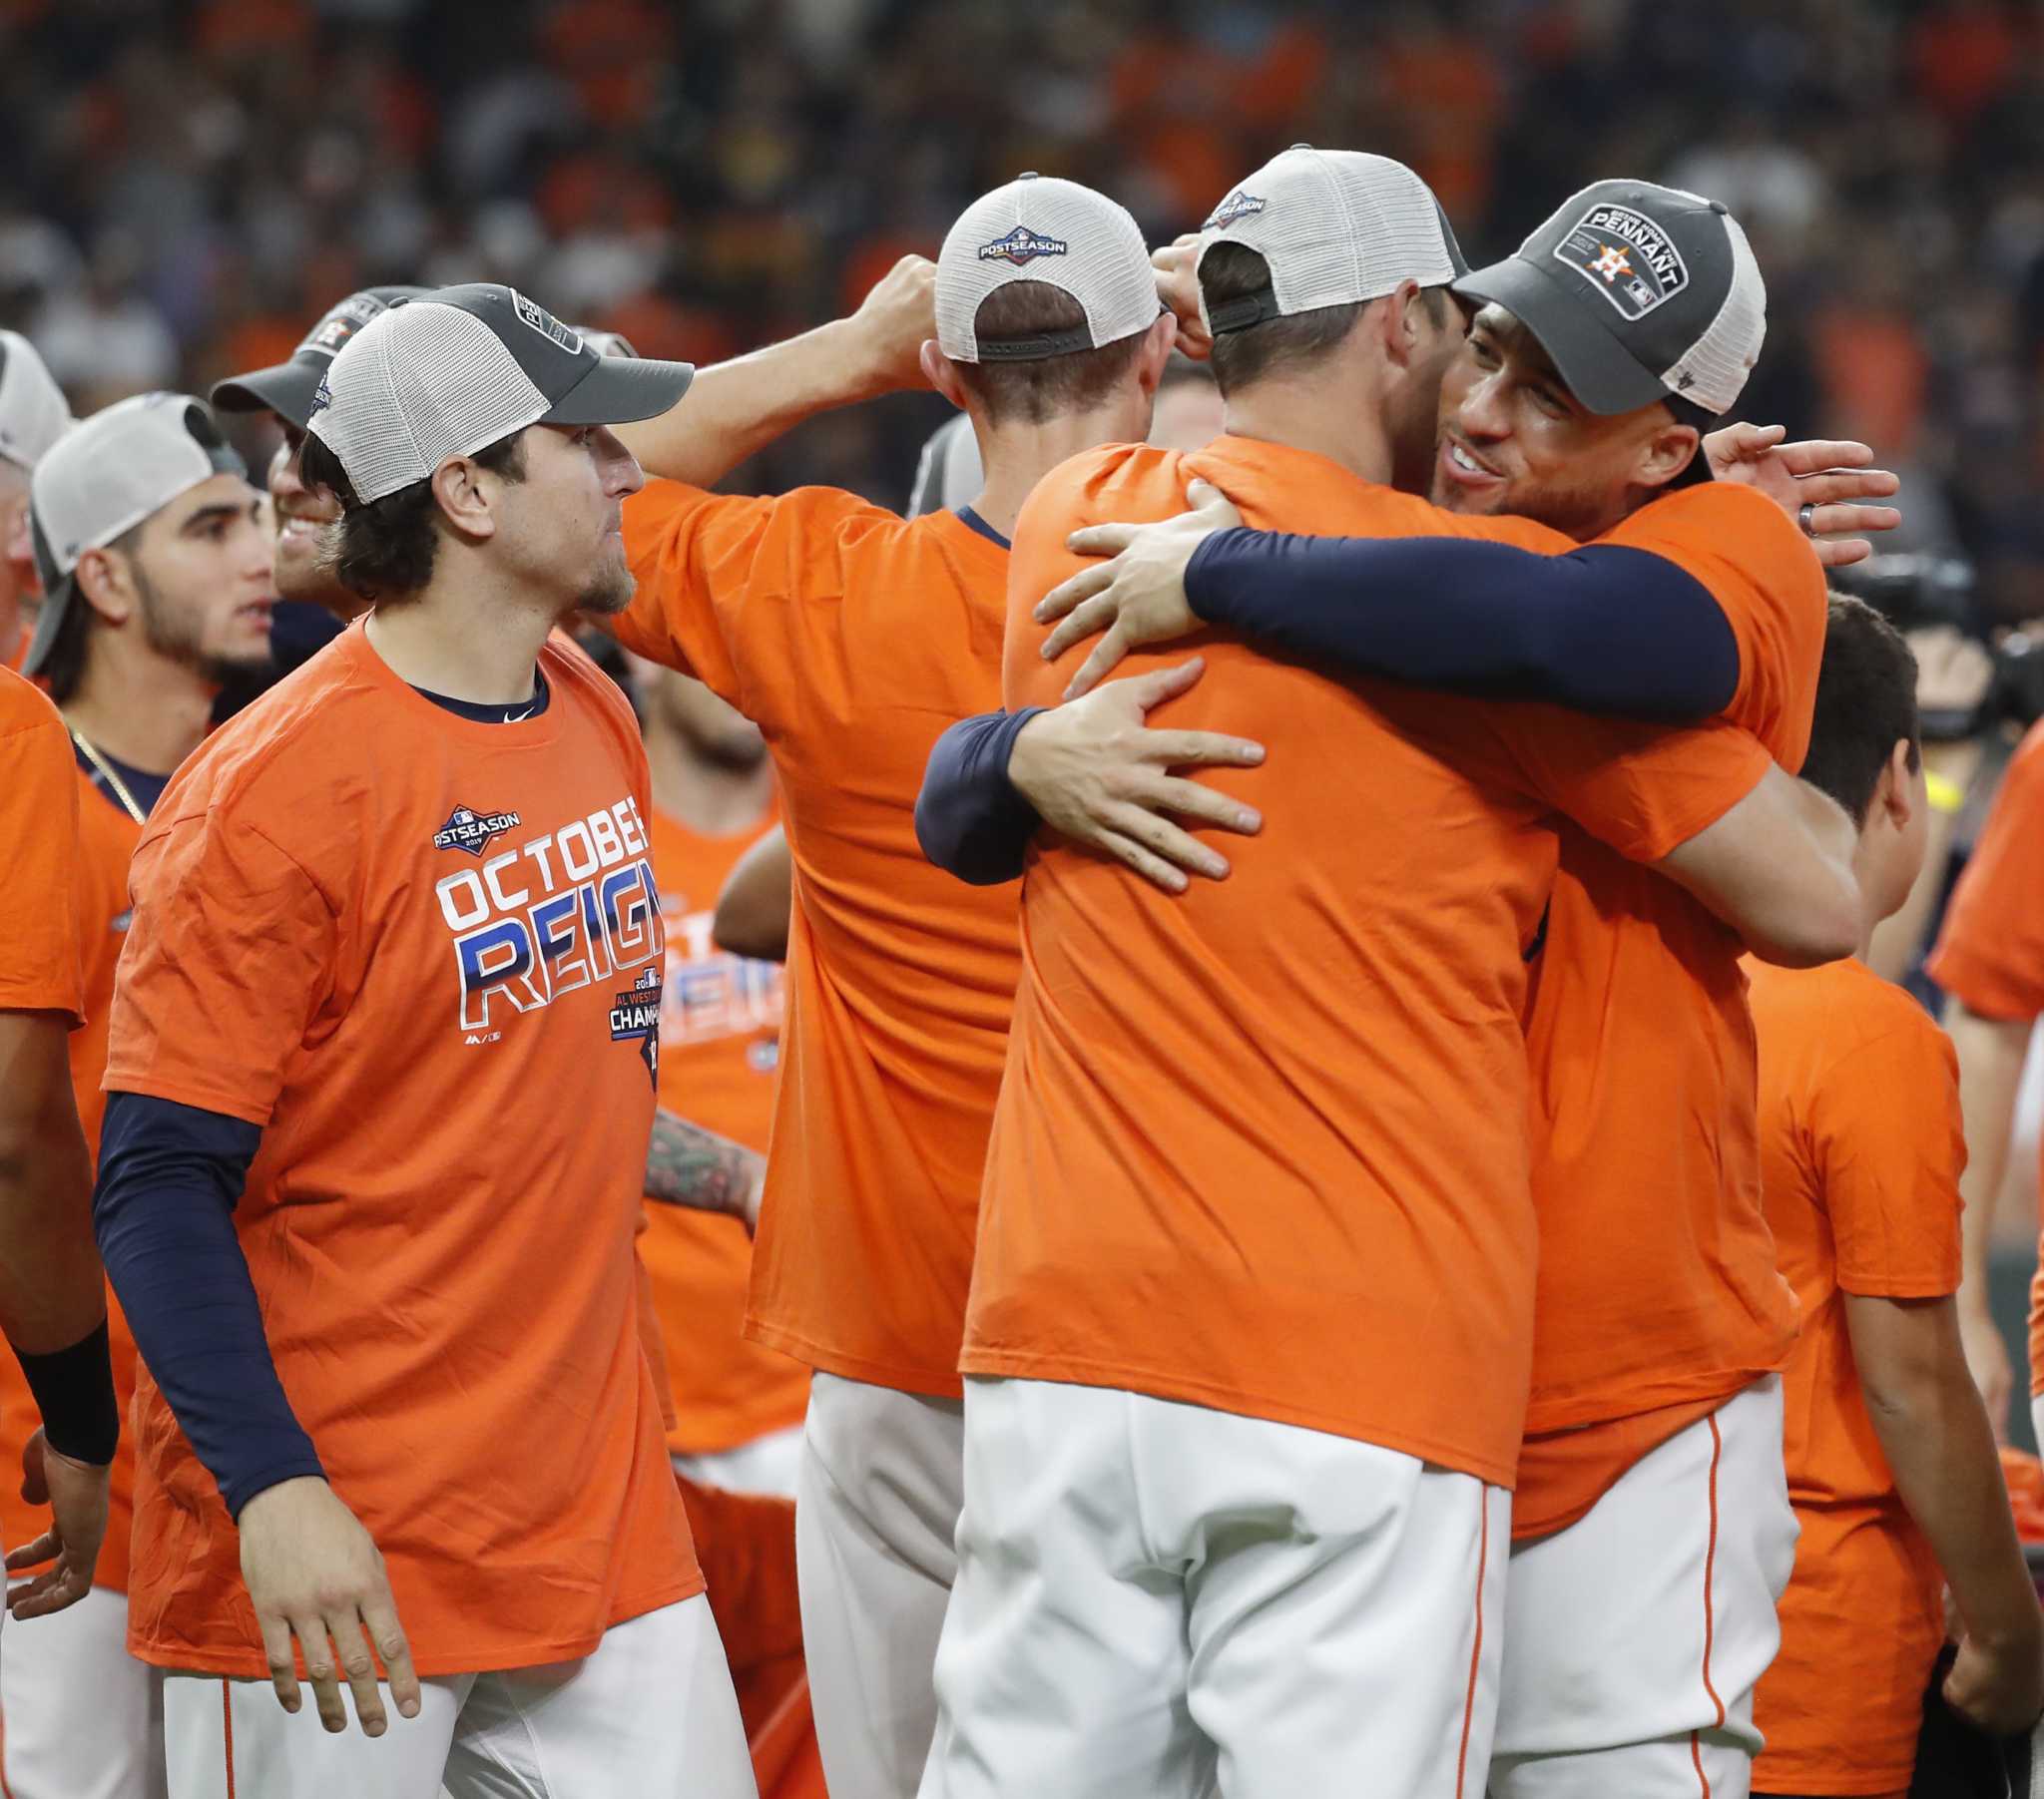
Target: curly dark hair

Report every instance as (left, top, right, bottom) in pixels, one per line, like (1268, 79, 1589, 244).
(297, 427, 527, 604)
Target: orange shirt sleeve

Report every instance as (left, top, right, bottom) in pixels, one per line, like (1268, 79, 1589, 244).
(1928, 721, 2044, 1020)
(614, 479, 901, 733)
(1598, 484, 1827, 754)
(104, 791, 339, 1125)
(1805, 1017, 1966, 1298)
(0, 672, 85, 1023)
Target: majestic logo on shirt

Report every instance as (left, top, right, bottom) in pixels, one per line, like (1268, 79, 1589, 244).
(978, 226, 1069, 267)
(1205, 190, 1267, 230)
(435, 794, 664, 1036)
(433, 805, 523, 857)
(610, 966, 663, 1089)
(1552, 205, 1690, 320)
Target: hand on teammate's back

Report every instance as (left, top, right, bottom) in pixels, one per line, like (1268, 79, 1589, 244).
(237, 1475, 421, 1736)
(846, 253, 940, 394)
(1006, 657, 1264, 893)
(4, 1427, 110, 1619)
(1037, 478, 1243, 697)
(1703, 422, 1901, 568)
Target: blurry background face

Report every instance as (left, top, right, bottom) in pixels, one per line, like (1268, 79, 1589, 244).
(120, 472, 276, 682)
(637, 657, 766, 769)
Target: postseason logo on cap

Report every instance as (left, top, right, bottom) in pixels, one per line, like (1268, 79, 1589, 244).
(295, 292, 393, 360)
(511, 290, 585, 356)
(1552, 203, 1692, 321)
(1206, 189, 1267, 230)
(978, 226, 1069, 268)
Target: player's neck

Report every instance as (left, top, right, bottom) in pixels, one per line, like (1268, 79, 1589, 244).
(365, 574, 555, 706)
(63, 637, 217, 776)
(1221, 382, 1395, 486)
(971, 397, 1153, 541)
(642, 714, 774, 836)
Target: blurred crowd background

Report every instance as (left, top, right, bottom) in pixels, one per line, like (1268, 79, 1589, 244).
(4, 0, 2044, 620)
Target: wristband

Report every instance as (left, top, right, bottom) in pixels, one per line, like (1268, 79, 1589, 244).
(15, 1319, 120, 1466)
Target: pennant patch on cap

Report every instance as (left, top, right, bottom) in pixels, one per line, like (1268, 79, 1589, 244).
(1552, 204, 1690, 320)
(510, 290, 585, 356)
(978, 226, 1069, 267)
(295, 293, 389, 360)
(1206, 190, 1268, 230)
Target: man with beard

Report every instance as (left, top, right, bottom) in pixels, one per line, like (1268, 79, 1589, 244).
(912, 164, 1868, 1798)
(0, 392, 275, 1799)
(93, 287, 754, 1796)
(0, 329, 74, 671)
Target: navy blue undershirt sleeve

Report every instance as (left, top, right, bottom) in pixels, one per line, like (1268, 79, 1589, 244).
(94, 1092, 324, 1518)
(916, 705, 1047, 885)
(1182, 532, 1741, 720)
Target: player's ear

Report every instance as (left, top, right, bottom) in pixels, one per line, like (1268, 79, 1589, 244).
(920, 340, 967, 410)
(1880, 737, 1920, 833)
(1135, 311, 1179, 397)
(1379, 279, 1427, 369)
(73, 544, 136, 624)
(1637, 419, 1702, 491)
(3, 495, 31, 570)
(431, 455, 498, 543)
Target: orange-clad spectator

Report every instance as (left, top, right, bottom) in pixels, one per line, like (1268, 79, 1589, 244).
(1, 389, 273, 1799)
(1928, 716, 2044, 1445)
(1751, 596, 2044, 1793)
(0, 330, 72, 673)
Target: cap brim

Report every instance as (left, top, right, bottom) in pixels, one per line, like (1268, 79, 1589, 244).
(210, 358, 326, 429)
(19, 574, 77, 680)
(1453, 254, 1672, 417)
(541, 356, 695, 428)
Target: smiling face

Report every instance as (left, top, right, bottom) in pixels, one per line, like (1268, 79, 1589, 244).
(1429, 303, 1701, 543)
(267, 421, 357, 617)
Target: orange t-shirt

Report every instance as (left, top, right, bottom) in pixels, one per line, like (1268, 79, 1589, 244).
(969, 437, 1773, 1487)
(103, 623, 699, 1676)
(1512, 482, 1824, 1539)
(641, 803, 810, 1455)
(1748, 954, 1964, 1794)
(1925, 718, 2044, 1396)
(0, 763, 144, 1591)
(615, 485, 1020, 1398)
(0, 666, 83, 1021)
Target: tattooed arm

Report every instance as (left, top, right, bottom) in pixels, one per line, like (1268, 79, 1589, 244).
(645, 1110, 766, 1235)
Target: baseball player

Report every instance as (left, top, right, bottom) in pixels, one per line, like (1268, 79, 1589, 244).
(911, 152, 1861, 1799)
(1747, 595, 2044, 1797)
(211, 285, 425, 629)
(0, 392, 274, 1799)
(0, 330, 74, 669)
(630, 658, 807, 1496)
(92, 284, 753, 1798)
(1924, 712, 2044, 1450)
(596, 177, 1236, 1797)
(0, 670, 116, 1634)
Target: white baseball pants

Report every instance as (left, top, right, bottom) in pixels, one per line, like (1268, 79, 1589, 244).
(1488, 1376, 1798, 1799)
(795, 1370, 963, 1799)
(917, 1376, 1508, 1799)
(673, 1422, 804, 1499)
(160, 1594, 754, 1798)
(0, 1583, 167, 1799)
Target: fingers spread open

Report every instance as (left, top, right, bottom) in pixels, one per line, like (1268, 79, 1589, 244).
(1147, 772, 1263, 834)
(1094, 828, 1190, 893)
(1042, 596, 1119, 663)
(1777, 438, 1875, 475)
(1064, 626, 1135, 700)
(1036, 560, 1116, 623)
(1142, 729, 1266, 774)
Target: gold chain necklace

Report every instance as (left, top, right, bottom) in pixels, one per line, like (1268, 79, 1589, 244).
(68, 727, 148, 826)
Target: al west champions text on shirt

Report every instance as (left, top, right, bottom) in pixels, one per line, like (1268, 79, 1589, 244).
(431, 791, 665, 1074)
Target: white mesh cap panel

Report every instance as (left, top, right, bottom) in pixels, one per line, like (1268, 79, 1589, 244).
(31, 392, 221, 576)
(1196, 148, 1459, 329)
(1659, 208, 1767, 415)
(936, 175, 1157, 363)
(311, 302, 551, 504)
(0, 329, 73, 470)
